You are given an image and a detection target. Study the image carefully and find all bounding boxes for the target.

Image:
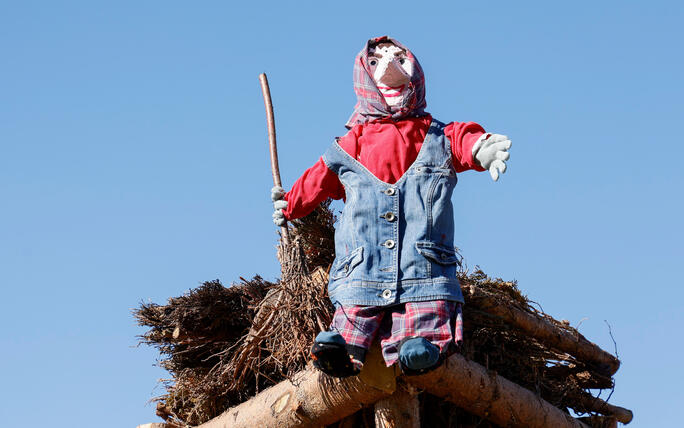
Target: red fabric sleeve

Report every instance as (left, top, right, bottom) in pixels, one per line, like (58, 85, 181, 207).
(282, 157, 345, 220)
(444, 121, 487, 173)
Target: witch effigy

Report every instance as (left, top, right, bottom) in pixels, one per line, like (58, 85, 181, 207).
(271, 36, 512, 377)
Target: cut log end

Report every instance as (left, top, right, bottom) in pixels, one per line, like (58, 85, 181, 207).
(374, 383, 420, 428)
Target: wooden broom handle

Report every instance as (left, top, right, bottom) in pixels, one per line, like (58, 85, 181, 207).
(259, 73, 289, 244)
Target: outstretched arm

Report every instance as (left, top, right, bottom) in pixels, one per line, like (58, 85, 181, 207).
(445, 122, 511, 181)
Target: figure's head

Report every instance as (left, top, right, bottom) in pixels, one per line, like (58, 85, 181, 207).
(346, 36, 426, 129)
(368, 41, 413, 108)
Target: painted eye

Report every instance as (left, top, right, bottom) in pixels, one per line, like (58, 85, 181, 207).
(369, 59, 377, 66)
(399, 58, 405, 64)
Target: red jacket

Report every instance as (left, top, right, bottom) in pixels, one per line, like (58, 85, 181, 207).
(283, 114, 485, 220)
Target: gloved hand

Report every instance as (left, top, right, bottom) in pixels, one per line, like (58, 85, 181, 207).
(472, 133, 512, 181)
(271, 186, 288, 226)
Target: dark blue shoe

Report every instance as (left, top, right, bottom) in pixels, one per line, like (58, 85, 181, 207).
(397, 337, 443, 375)
(311, 332, 361, 378)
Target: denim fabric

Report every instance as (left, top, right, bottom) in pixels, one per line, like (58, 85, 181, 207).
(322, 119, 464, 306)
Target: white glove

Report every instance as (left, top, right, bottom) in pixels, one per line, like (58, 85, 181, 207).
(271, 186, 288, 226)
(472, 133, 512, 181)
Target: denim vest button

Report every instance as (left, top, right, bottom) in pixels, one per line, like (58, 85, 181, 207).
(382, 289, 392, 299)
(440, 253, 448, 260)
(384, 187, 396, 196)
(383, 212, 396, 222)
(383, 239, 396, 249)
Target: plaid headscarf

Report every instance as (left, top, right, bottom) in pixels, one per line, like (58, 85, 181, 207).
(345, 36, 427, 129)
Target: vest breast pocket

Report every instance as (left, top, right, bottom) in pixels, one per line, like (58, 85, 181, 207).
(331, 246, 364, 280)
(413, 164, 453, 177)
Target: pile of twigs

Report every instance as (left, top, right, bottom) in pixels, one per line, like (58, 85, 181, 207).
(135, 277, 272, 424)
(135, 202, 337, 426)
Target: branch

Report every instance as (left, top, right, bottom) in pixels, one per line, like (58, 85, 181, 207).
(576, 391, 633, 424)
(405, 352, 592, 428)
(462, 284, 621, 375)
(195, 367, 392, 428)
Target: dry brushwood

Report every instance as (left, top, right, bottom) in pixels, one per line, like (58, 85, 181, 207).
(228, 237, 334, 390)
(136, 199, 630, 427)
(135, 277, 274, 425)
(134, 201, 337, 426)
(227, 200, 337, 398)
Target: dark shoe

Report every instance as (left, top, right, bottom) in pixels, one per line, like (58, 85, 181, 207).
(397, 336, 443, 376)
(311, 331, 361, 378)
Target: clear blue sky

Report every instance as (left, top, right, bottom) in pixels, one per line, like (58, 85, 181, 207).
(1, 1, 682, 426)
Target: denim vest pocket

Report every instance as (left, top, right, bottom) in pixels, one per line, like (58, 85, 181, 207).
(415, 241, 460, 265)
(331, 246, 364, 280)
(413, 164, 453, 176)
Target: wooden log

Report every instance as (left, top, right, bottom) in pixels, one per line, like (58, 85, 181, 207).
(576, 392, 633, 424)
(196, 346, 633, 428)
(196, 367, 391, 428)
(462, 284, 620, 375)
(374, 382, 420, 428)
(405, 352, 591, 428)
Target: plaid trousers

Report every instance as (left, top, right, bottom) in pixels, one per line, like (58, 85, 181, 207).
(331, 300, 463, 367)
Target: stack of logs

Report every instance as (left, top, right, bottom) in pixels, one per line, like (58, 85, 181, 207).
(138, 274, 632, 428)
(182, 279, 632, 428)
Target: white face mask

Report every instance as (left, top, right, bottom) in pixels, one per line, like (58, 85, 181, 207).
(368, 44, 414, 108)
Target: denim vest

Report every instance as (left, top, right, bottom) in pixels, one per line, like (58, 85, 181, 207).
(322, 119, 464, 307)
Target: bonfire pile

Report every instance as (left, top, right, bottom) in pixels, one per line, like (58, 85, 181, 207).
(135, 201, 631, 427)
